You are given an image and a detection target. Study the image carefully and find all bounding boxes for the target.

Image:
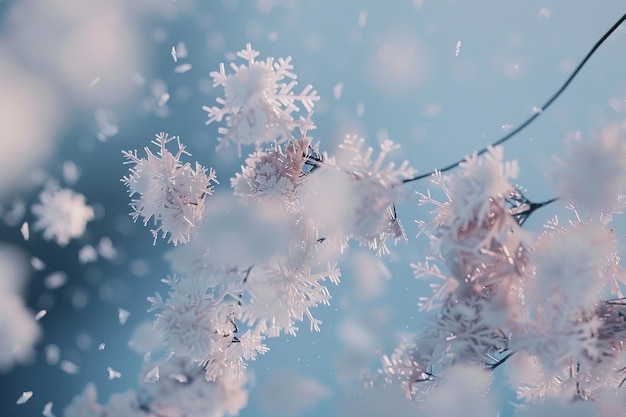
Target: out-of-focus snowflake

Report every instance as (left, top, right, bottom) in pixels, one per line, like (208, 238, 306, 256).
(122, 132, 218, 245)
(31, 186, 94, 246)
(140, 357, 249, 417)
(553, 124, 626, 213)
(63, 383, 103, 417)
(204, 44, 319, 154)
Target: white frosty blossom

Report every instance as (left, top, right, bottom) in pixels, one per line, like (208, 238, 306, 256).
(122, 132, 218, 245)
(204, 44, 319, 154)
(140, 357, 249, 417)
(553, 125, 626, 213)
(302, 135, 414, 255)
(31, 186, 94, 246)
(148, 275, 266, 381)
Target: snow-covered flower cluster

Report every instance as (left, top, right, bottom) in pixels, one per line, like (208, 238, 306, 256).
(376, 146, 626, 415)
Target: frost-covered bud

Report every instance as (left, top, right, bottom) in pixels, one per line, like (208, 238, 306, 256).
(231, 138, 311, 210)
(31, 186, 94, 246)
(204, 44, 319, 154)
(122, 132, 217, 245)
(553, 125, 626, 214)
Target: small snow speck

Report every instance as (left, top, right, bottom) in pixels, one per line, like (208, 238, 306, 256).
(118, 308, 130, 325)
(44, 272, 67, 290)
(16, 391, 33, 405)
(43, 402, 56, 417)
(174, 63, 192, 73)
(35, 310, 47, 320)
(98, 343, 106, 351)
(358, 10, 367, 27)
(88, 77, 101, 88)
(333, 82, 344, 100)
(60, 360, 80, 375)
(20, 222, 29, 240)
(144, 366, 160, 383)
(107, 366, 122, 380)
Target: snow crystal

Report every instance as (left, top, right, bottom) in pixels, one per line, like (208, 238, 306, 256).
(60, 360, 80, 375)
(16, 391, 33, 405)
(144, 366, 160, 383)
(20, 222, 29, 240)
(118, 308, 130, 325)
(107, 366, 122, 380)
(44, 271, 67, 290)
(43, 401, 56, 417)
(174, 63, 192, 73)
(45, 344, 60, 365)
(35, 310, 47, 320)
(333, 82, 344, 100)
(78, 245, 98, 264)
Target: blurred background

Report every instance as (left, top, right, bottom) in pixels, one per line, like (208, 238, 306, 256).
(1, 0, 625, 415)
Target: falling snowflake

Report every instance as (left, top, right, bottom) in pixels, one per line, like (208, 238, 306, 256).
(204, 43, 319, 154)
(31, 186, 94, 246)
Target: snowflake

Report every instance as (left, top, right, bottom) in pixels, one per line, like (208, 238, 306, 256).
(204, 44, 319, 154)
(31, 186, 94, 246)
(122, 132, 218, 245)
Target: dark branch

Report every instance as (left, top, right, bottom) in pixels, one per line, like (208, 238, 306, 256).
(403, 13, 626, 184)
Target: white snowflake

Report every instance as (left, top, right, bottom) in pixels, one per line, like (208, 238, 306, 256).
(122, 132, 218, 245)
(31, 186, 94, 246)
(204, 44, 319, 154)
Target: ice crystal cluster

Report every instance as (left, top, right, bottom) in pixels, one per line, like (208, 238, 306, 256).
(376, 145, 626, 416)
(52, 41, 626, 417)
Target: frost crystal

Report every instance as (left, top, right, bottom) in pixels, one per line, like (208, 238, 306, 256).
(204, 43, 319, 154)
(31, 187, 94, 246)
(122, 132, 218, 245)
